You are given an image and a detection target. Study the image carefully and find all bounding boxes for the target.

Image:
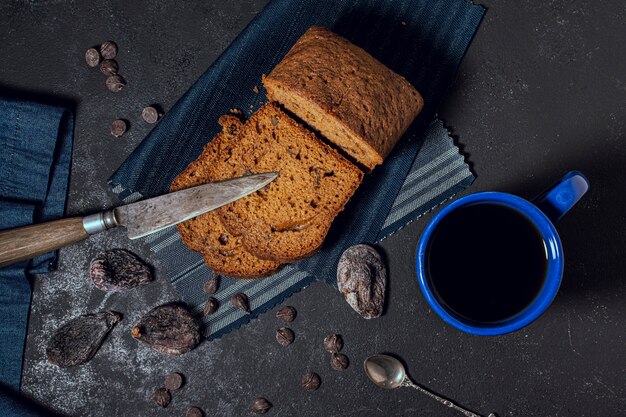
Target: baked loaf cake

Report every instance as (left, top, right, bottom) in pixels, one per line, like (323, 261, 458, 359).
(170, 115, 282, 278)
(263, 26, 424, 170)
(215, 102, 363, 262)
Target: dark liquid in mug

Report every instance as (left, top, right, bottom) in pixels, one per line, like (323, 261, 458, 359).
(427, 203, 549, 323)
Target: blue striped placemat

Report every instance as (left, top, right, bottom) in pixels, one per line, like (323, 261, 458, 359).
(109, 0, 485, 339)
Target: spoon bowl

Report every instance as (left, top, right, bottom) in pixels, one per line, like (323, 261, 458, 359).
(363, 354, 407, 389)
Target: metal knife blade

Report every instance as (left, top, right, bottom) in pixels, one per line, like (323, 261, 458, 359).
(114, 172, 277, 239)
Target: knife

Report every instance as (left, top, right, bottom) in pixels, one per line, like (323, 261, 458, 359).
(0, 172, 277, 268)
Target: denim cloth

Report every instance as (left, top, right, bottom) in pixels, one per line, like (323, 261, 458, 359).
(0, 96, 73, 414)
(109, 0, 485, 339)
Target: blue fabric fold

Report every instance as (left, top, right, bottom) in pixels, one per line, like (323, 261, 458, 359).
(0, 95, 73, 415)
(109, 0, 484, 339)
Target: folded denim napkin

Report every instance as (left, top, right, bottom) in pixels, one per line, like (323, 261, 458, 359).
(0, 95, 73, 414)
(109, 0, 484, 339)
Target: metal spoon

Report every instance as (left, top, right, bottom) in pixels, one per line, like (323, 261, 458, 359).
(363, 354, 497, 417)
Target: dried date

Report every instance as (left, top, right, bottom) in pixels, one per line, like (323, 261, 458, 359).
(131, 304, 200, 355)
(337, 244, 387, 319)
(46, 311, 122, 367)
(89, 249, 152, 292)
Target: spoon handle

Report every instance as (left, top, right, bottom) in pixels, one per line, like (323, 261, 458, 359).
(401, 377, 496, 417)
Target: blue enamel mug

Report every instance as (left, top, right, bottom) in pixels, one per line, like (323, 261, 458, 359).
(416, 171, 589, 336)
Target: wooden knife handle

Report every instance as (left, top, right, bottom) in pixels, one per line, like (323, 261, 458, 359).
(0, 217, 88, 268)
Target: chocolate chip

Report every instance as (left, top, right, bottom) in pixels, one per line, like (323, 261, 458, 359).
(275, 327, 294, 346)
(142, 106, 160, 124)
(85, 48, 101, 67)
(186, 406, 203, 417)
(276, 306, 296, 323)
(153, 388, 171, 408)
(337, 244, 387, 319)
(323, 334, 343, 353)
(231, 293, 251, 314)
(301, 372, 321, 391)
(203, 277, 220, 294)
(110, 119, 127, 138)
(100, 41, 117, 59)
(218, 234, 229, 245)
(204, 297, 219, 316)
(99, 59, 118, 76)
(89, 249, 151, 291)
(164, 372, 184, 390)
(46, 312, 122, 367)
(131, 304, 200, 355)
(330, 353, 349, 370)
(106, 75, 126, 92)
(251, 398, 272, 414)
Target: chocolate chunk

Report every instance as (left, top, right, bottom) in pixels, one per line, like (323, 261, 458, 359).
(301, 372, 321, 391)
(164, 372, 184, 390)
(203, 277, 220, 294)
(106, 75, 126, 92)
(251, 398, 272, 414)
(46, 311, 122, 367)
(85, 48, 101, 67)
(100, 41, 117, 59)
(276, 306, 296, 323)
(131, 304, 200, 355)
(323, 334, 343, 353)
(186, 407, 204, 417)
(153, 388, 171, 408)
(275, 327, 294, 346)
(142, 106, 160, 124)
(110, 119, 127, 138)
(89, 249, 152, 292)
(337, 244, 387, 319)
(99, 59, 118, 76)
(330, 353, 349, 370)
(231, 293, 251, 314)
(204, 297, 219, 316)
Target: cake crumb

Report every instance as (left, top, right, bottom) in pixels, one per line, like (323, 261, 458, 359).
(252, 85, 259, 93)
(229, 108, 243, 116)
(401, 21, 407, 26)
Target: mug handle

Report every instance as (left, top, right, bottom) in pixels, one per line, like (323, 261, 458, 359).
(532, 171, 590, 222)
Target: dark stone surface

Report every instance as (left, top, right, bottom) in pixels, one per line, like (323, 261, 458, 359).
(1, 0, 624, 416)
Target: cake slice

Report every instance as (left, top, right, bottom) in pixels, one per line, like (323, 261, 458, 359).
(170, 114, 282, 278)
(215, 102, 363, 262)
(263, 26, 424, 170)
